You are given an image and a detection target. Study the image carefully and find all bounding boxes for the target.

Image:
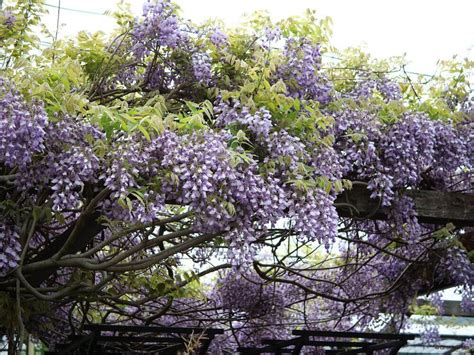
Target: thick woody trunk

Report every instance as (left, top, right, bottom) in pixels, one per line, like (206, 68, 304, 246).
(7, 330, 16, 355)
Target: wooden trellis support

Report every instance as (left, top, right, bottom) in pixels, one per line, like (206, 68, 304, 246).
(335, 184, 474, 227)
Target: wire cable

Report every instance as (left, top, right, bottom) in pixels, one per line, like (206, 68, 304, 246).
(44, 2, 106, 16)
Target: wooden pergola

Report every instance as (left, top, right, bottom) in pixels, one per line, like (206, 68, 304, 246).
(45, 324, 224, 355)
(238, 330, 472, 355)
(335, 184, 474, 227)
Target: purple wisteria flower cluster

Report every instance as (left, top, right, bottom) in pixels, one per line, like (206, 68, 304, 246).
(0, 80, 47, 170)
(216, 269, 287, 316)
(0, 222, 21, 276)
(133, 0, 186, 57)
(209, 27, 228, 48)
(191, 52, 212, 85)
(277, 38, 333, 104)
(215, 100, 340, 245)
(438, 246, 473, 313)
(333, 106, 470, 205)
(1, 9, 16, 29)
(420, 325, 441, 346)
(348, 75, 402, 102)
(149, 130, 287, 236)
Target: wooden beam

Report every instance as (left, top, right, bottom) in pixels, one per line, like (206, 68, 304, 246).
(83, 324, 224, 335)
(292, 330, 416, 340)
(335, 185, 474, 227)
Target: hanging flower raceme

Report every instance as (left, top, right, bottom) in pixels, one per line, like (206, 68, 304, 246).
(191, 52, 212, 85)
(277, 38, 333, 104)
(0, 222, 21, 277)
(133, 0, 187, 57)
(215, 269, 288, 316)
(0, 79, 48, 170)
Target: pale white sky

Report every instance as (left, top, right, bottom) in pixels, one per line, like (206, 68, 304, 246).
(35, 0, 474, 75)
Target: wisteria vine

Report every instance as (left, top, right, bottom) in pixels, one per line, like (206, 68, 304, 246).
(0, 0, 472, 352)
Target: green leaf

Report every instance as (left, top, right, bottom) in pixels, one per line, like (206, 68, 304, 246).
(137, 125, 151, 140)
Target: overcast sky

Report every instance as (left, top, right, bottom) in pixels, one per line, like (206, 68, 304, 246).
(35, 0, 474, 75)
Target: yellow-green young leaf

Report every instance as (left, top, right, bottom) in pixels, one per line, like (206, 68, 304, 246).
(412, 304, 439, 316)
(130, 191, 145, 205)
(234, 129, 244, 140)
(32, 206, 44, 221)
(293, 180, 307, 192)
(322, 135, 335, 146)
(126, 197, 133, 211)
(149, 115, 165, 134)
(271, 79, 287, 94)
(202, 100, 214, 119)
(333, 180, 343, 193)
(242, 82, 256, 93)
(294, 99, 301, 111)
(224, 201, 236, 216)
(185, 100, 200, 113)
(117, 198, 128, 210)
(137, 125, 151, 140)
(342, 179, 353, 190)
(120, 119, 130, 131)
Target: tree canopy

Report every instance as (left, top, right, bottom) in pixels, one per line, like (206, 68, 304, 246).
(0, 0, 473, 352)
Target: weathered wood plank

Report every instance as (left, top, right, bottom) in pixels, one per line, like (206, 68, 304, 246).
(405, 189, 474, 226)
(335, 185, 474, 227)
